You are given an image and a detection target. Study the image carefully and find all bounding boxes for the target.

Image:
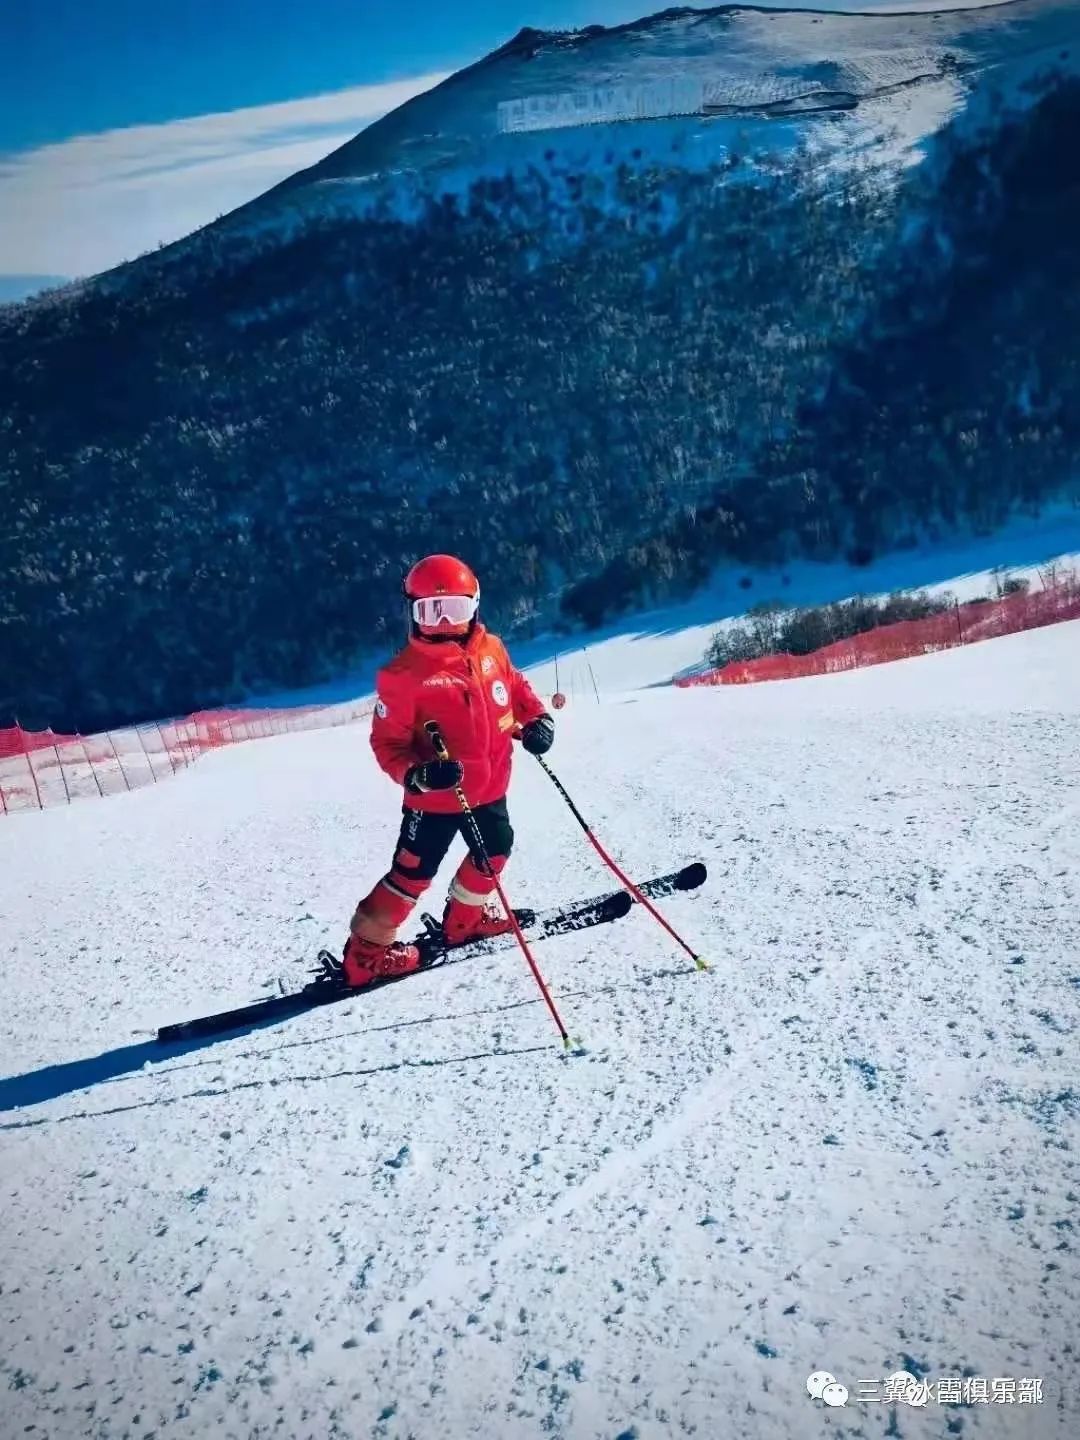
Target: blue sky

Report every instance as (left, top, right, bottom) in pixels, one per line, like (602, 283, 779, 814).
(1, 0, 997, 289)
(1, 0, 672, 286)
(3, 0, 659, 153)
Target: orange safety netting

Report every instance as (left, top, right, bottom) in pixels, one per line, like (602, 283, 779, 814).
(675, 577, 1080, 690)
(0, 699, 373, 815)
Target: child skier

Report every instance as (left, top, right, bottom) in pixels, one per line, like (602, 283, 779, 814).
(342, 553, 555, 989)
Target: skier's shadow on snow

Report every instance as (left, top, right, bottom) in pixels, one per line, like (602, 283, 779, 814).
(0, 1014, 300, 1116)
(0, 967, 694, 1120)
(2, 972, 514, 1116)
(0, 986, 588, 1120)
(0, 1028, 552, 1124)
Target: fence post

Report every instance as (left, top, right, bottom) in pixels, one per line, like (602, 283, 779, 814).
(79, 732, 105, 798)
(20, 728, 43, 811)
(156, 721, 178, 775)
(106, 731, 131, 792)
(135, 725, 158, 783)
(954, 600, 964, 646)
(51, 731, 72, 805)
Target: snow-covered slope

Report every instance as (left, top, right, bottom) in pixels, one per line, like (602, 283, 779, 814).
(3, 621, 1078, 1438)
(519, 514, 1080, 696)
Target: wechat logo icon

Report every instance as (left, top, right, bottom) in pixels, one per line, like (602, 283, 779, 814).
(807, 1370, 849, 1407)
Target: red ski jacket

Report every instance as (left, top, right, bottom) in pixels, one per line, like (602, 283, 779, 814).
(370, 625, 548, 813)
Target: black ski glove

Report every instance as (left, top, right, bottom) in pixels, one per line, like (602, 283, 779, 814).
(520, 714, 555, 756)
(405, 759, 464, 794)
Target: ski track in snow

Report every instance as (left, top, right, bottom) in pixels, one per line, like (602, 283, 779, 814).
(2, 623, 1079, 1439)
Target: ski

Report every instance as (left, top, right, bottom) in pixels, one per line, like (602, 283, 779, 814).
(417, 858, 706, 963)
(155, 861, 705, 1043)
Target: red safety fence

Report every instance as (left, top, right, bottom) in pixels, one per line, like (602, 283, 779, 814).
(675, 575, 1080, 690)
(0, 698, 374, 815)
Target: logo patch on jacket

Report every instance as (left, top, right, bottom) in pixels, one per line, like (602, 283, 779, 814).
(491, 680, 509, 707)
(423, 674, 463, 688)
(481, 655, 495, 674)
(375, 698, 388, 718)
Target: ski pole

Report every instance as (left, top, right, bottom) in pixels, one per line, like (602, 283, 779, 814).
(423, 722, 573, 1049)
(531, 752, 709, 971)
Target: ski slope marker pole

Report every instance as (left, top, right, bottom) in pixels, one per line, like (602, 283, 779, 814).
(424, 723, 574, 1049)
(532, 753, 709, 971)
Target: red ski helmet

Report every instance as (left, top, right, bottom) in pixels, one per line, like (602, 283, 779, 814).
(403, 554, 480, 639)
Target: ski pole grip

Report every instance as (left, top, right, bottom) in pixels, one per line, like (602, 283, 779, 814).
(424, 720, 449, 760)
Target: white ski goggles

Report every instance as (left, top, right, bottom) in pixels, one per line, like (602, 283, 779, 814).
(411, 594, 478, 628)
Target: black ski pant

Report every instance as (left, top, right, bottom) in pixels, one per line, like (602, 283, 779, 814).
(353, 797, 515, 939)
(391, 796, 514, 886)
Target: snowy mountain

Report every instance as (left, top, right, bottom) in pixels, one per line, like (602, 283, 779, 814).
(3, 619, 1078, 1437)
(226, 0, 1080, 228)
(3, 0, 1080, 732)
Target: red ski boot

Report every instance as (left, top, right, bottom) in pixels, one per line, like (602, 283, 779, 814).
(442, 895, 514, 948)
(342, 933, 422, 989)
(441, 855, 514, 947)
